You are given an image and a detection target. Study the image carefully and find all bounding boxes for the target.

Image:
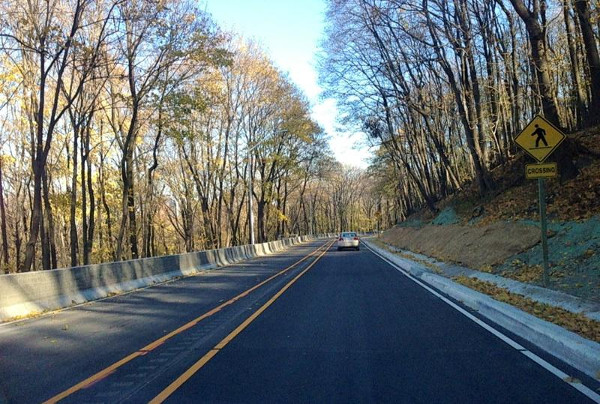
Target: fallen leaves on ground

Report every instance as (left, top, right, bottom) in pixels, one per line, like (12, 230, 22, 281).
(501, 263, 543, 283)
(454, 276, 600, 343)
(479, 264, 494, 273)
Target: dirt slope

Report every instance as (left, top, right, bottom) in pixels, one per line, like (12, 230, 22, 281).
(380, 222, 540, 269)
(380, 128, 600, 302)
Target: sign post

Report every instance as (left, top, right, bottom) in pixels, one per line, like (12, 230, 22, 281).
(514, 115, 565, 287)
(537, 178, 550, 286)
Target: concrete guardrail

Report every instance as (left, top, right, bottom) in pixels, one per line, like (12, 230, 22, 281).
(0, 235, 319, 322)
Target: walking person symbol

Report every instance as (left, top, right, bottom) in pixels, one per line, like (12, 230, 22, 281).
(531, 124, 548, 148)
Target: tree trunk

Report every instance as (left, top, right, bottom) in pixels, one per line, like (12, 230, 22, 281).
(423, 0, 493, 194)
(0, 158, 9, 272)
(126, 153, 139, 259)
(79, 123, 89, 265)
(42, 170, 57, 269)
(200, 196, 214, 249)
(281, 178, 289, 237)
(116, 103, 140, 261)
(509, 0, 561, 125)
(574, 0, 600, 126)
(69, 125, 80, 267)
(16, 211, 25, 271)
(100, 145, 114, 261)
(257, 199, 267, 243)
(144, 122, 162, 258)
(563, 0, 587, 128)
(22, 50, 47, 273)
(84, 124, 95, 265)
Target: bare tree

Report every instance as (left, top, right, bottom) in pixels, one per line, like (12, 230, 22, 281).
(508, 0, 561, 125)
(573, 0, 600, 125)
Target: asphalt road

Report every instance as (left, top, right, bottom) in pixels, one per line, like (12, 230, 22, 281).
(0, 239, 596, 403)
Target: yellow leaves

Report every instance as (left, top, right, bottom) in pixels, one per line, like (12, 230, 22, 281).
(479, 264, 494, 273)
(0, 154, 16, 166)
(502, 264, 543, 283)
(274, 209, 288, 222)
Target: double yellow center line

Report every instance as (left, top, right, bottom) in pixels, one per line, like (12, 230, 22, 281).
(44, 240, 333, 404)
(150, 239, 333, 403)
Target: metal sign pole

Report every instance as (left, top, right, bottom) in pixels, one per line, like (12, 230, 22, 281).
(515, 115, 565, 288)
(538, 178, 550, 287)
(248, 152, 255, 245)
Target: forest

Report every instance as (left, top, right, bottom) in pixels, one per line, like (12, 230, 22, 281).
(320, 0, 600, 216)
(1, 0, 599, 273)
(0, 0, 383, 273)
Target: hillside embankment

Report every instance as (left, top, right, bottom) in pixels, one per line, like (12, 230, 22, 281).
(378, 127, 600, 340)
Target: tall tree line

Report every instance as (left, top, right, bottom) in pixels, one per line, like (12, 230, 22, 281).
(0, 0, 382, 273)
(320, 0, 600, 216)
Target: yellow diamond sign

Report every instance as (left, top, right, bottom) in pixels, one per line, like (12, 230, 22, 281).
(515, 115, 566, 163)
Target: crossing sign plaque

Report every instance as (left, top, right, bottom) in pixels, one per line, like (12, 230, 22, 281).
(525, 162, 558, 179)
(514, 115, 566, 163)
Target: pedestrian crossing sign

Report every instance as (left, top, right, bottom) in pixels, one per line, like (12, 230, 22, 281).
(514, 115, 566, 163)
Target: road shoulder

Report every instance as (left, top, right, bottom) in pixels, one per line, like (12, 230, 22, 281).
(364, 238, 600, 382)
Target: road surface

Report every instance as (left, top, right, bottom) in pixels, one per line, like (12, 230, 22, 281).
(0, 239, 597, 403)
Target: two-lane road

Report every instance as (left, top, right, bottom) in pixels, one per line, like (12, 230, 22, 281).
(157, 241, 597, 403)
(0, 239, 597, 403)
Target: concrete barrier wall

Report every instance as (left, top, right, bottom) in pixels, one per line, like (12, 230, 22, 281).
(0, 235, 315, 321)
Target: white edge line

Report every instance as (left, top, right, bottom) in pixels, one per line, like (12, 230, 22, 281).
(364, 242, 600, 404)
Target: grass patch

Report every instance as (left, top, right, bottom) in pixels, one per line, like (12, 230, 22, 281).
(454, 276, 600, 343)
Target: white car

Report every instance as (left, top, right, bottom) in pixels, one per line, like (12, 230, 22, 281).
(337, 232, 360, 251)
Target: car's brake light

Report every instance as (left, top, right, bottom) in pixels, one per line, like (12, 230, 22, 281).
(353, 237, 359, 240)
(338, 237, 343, 241)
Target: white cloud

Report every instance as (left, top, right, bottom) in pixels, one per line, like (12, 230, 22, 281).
(205, 0, 373, 168)
(311, 98, 336, 133)
(312, 98, 371, 168)
(328, 133, 372, 169)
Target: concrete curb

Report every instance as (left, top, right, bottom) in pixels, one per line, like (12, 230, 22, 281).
(386, 247, 600, 322)
(0, 235, 318, 322)
(364, 239, 600, 381)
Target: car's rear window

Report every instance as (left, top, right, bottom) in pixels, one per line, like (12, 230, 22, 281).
(342, 232, 357, 237)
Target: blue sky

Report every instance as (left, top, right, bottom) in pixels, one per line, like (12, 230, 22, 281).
(203, 0, 371, 168)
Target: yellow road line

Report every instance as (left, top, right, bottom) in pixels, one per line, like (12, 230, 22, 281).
(43, 241, 330, 404)
(149, 240, 333, 404)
